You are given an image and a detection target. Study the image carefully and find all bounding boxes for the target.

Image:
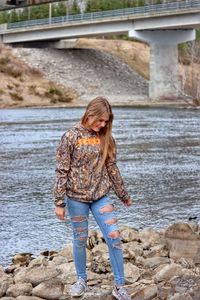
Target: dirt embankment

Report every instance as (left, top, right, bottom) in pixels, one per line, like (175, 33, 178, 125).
(0, 44, 77, 109)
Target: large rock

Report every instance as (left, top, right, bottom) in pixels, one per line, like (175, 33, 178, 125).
(169, 274, 200, 295)
(54, 262, 76, 284)
(143, 257, 170, 269)
(124, 262, 140, 283)
(131, 284, 158, 300)
(16, 297, 45, 300)
(0, 297, 16, 300)
(58, 244, 74, 262)
(28, 256, 49, 268)
(139, 228, 163, 248)
(165, 223, 200, 263)
(0, 274, 14, 298)
(154, 263, 183, 283)
(90, 252, 111, 274)
(32, 278, 64, 300)
(14, 266, 60, 286)
(120, 226, 140, 243)
(6, 283, 32, 297)
(165, 223, 198, 240)
(144, 244, 169, 258)
(167, 293, 193, 300)
(123, 241, 143, 257)
(12, 254, 33, 267)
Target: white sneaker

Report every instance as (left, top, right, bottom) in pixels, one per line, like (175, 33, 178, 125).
(112, 286, 131, 300)
(70, 278, 87, 297)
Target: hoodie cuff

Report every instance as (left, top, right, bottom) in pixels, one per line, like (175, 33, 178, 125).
(55, 199, 66, 208)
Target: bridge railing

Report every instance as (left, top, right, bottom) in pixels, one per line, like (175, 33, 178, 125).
(6, 0, 200, 30)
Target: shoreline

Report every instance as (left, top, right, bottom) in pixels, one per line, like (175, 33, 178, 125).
(0, 97, 198, 110)
(0, 222, 200, 299)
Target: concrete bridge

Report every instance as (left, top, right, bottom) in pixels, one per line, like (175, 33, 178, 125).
(1, 0, 200, 100)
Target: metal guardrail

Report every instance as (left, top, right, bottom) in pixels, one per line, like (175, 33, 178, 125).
(6, 0, 200, 30)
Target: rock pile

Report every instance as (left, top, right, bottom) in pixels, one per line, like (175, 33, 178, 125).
(0, 222, 200, 300)
(13, 47, 148, 105)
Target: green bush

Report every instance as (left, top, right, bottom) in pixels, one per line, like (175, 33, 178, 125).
(10, 92, 24, 101)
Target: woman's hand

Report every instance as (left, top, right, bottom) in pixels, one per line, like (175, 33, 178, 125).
(123, 198, 133, 207)
(55, 206, 66, 220)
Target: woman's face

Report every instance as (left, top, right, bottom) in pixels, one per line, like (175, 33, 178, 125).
(87, 113, 110, 132)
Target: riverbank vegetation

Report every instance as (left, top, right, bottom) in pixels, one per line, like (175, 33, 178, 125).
(0, 45, 77, 108)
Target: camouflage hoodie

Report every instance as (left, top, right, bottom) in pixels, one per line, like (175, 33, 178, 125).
(53, 122, 130, 207)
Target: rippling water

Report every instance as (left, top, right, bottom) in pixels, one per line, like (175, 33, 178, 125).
(0, 107, 200, 267)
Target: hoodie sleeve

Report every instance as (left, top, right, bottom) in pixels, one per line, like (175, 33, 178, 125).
(105, 140, 130, 202)
(53, 130, 77, 207)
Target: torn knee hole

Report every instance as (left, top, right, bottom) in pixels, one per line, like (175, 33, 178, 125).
(72, 216, 87, 222)
(100, 204, 114, 213)
(109, 231, 120, 238)
(76, 227, 87, 233)
(78, 236, 87, 241)
(105, 218, 117, 225)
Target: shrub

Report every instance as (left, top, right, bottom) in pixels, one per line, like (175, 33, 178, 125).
(0, 56, 10, 65)
(0, 88, 4, 95)
(7, 84, 13, 90)
(10, 92, 24, 101)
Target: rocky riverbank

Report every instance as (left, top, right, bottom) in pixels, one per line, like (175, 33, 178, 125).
(1, 222, 200, 300)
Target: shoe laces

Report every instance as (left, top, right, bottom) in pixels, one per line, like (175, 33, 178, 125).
(74, 278, 86, 288)
(117, 287, 131, 299)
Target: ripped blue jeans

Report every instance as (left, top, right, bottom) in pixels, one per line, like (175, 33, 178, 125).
(66, 195, 125, 286)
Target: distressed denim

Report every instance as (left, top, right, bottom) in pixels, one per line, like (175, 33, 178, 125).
(66, 195, 125, 286)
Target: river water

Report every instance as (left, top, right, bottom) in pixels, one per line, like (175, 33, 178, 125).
(0, 107, 200, 267)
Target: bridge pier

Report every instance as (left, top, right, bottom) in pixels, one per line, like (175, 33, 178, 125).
(129, 29, 196, 100)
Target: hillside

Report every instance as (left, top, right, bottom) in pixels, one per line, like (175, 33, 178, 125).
(0, 44, 77, 108)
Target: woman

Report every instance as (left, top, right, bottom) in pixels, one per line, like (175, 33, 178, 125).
(54, 97, 132, 300)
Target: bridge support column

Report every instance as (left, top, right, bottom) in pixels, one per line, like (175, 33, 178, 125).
(129, 29, 195, 100)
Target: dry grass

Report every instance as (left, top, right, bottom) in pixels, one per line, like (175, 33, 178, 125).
(76, 38, 150, 79)
(0, 44, 78, 108)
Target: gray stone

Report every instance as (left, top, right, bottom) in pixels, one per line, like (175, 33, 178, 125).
(20, 266, 60, 286)
(32, 278, 64, 300)
(16, 297, 45, 300)
(139, 228, 162, 247)
(0, 297, 16, 300)
(14, 267, 28, 284)
(167, 293, 193, 300)
(169, 274, 200, 294)
(143, 257, 170, 269)
(145, 244, 169, 258)
(6, 283, 32, 297)
(124, 262, 140, 283)
(120, 226, 140, 243)
(154, 263, 183, 283)
(28, 256, 49, 268)
(131, 284, 158, 300)
(124, 241, 143, 257)
(12, 254, 33, 266)
(0, 274, 14, 298)
(90, 253, 111, 274)
(165, 223, 198, 240)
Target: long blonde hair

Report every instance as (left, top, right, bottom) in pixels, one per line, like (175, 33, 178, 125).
(81, 96, 115, 167)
